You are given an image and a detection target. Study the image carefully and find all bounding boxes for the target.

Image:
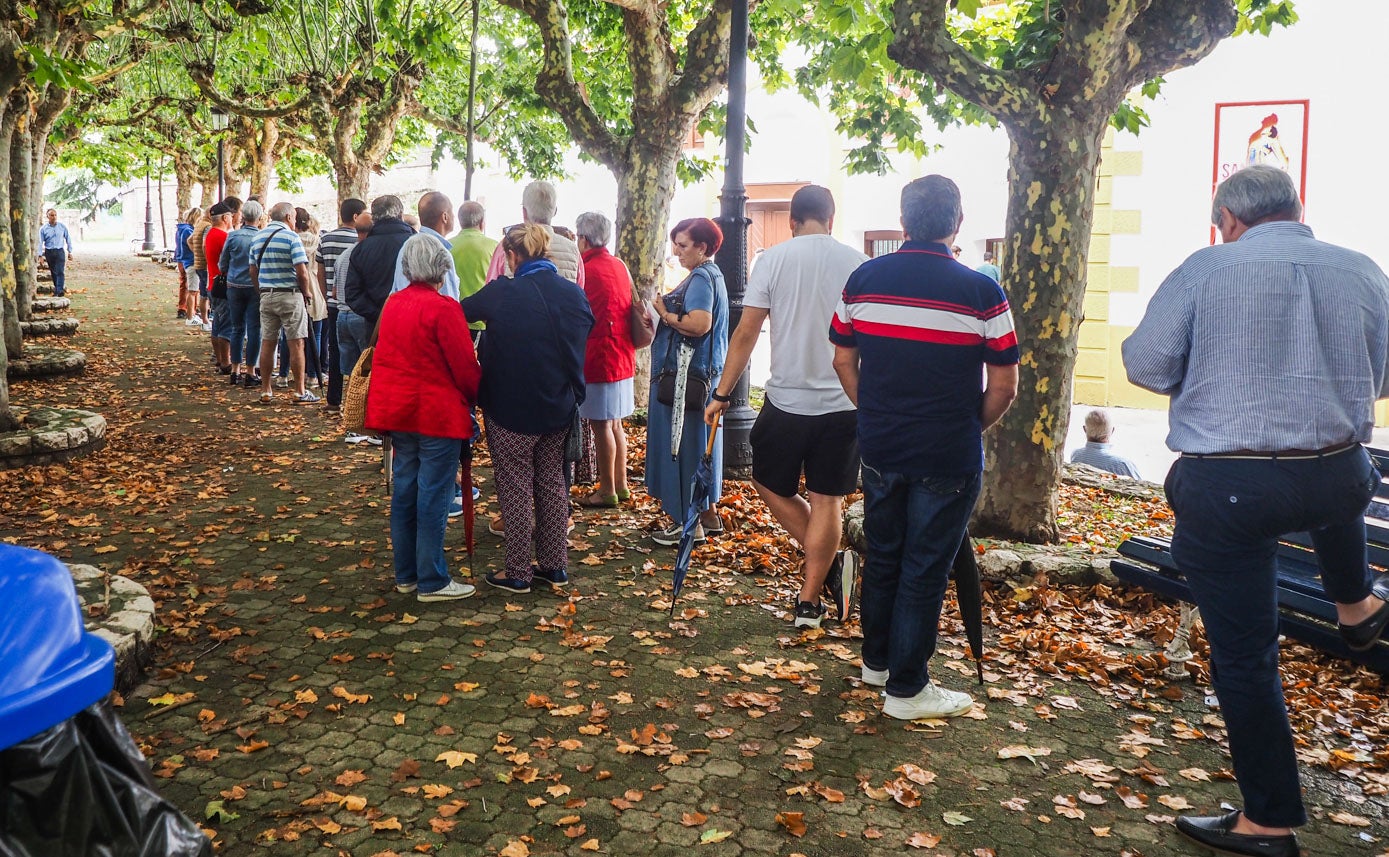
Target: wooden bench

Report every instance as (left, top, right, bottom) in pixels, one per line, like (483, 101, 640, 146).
(1111, 446, 1389, 675)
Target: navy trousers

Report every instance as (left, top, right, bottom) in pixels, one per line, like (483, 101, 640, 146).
(1166, 446, 1378, 827)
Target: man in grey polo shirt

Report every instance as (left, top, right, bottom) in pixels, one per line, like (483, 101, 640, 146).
(251, 202, 317, 404)
(1124, 165, 1389, 857)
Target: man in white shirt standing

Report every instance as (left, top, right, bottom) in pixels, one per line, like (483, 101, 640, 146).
(706, 185, 867, 629)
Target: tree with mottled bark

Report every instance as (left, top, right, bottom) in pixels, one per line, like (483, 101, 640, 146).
(883, 0, 1296, 541)
(495, 0, 733, 310)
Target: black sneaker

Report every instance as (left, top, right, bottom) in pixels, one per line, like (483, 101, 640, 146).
(824, 549, 859, 622)
(792, 600, 826, 629)
(177, 309, 187, 319)
(532, 566, 569, 590)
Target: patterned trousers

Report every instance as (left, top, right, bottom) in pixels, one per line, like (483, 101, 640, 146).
(489, 422, 570, 581)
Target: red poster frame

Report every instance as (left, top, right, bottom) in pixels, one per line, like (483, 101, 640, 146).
(1210, 99, 1310, 243)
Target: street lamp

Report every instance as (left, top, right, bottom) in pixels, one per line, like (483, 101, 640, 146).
(713, 0, 755, 476)
(210, 107, 229, 200)
(140, 156, 156, 252)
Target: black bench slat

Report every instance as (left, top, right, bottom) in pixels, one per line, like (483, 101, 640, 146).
(1113, 539, 1389, 673)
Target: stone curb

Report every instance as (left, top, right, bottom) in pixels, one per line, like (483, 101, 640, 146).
(6, 345, 86, 379)
(844, 465, 1166, 588)
(70, 564, 155, 694)
(18, 316, 80, 337)
(31, 296, 71, 313)
(0, 407, 105, 469)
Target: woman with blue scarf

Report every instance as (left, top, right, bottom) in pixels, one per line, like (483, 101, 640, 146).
(461, 224, 594, 594)
(646, 217, 729, 546)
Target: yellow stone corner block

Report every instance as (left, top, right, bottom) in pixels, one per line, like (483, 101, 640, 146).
(1094, 176, 1114, 206)
(1376, 400, 1389, 428)
(1111, 210, 1142, 234)
(1103, 151, 1143, 177)
(1091, 207, 1113, 236)
(1088, 235, 1111, 264)
(1078, 320, 1108, 349)
(1086, 265, 1111, 292)
(1073, 378, 1108, 406)
(1083, 291, 1109, 322)
(1075, 349, 1108, 379)
(1109, 267, 1140, 294)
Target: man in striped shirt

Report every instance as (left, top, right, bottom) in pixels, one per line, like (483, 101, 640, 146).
(1124, 165, 1389, 857)
(829, 174, 1019, 721)
(317, 197, 369, 414)
(251, 202, 316, 404)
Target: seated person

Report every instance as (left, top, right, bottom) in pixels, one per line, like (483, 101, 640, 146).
(1070, 409, 1141, 479)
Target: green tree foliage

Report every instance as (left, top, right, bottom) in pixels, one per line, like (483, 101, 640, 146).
(775, 0, 1295, 541)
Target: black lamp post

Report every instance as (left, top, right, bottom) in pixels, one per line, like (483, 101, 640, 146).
(210, 107, 229, 200)
(712, 0, 755, 477)
(140, 156, 156, 252)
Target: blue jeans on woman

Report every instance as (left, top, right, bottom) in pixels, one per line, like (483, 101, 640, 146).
(337, 307, 371, 385)
(390, 432, 463, 595)
(859, 465, 981, 701)
(226, 286, 261, 367)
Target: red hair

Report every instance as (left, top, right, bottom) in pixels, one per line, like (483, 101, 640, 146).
(670, 217, 723, 255)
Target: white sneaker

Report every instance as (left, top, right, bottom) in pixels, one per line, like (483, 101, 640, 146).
(344, 433, 369, 444)
(201, 322, 212, 332)
(861, 665, 889, 687)
(395, 583, 418, 594)
(185, 316, 202, 326)
(418, 581, 476, 602)
(882, 682, 974, 720)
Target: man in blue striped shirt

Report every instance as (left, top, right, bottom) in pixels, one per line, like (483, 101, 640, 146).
(250, 202, 315, 404)
(1124, 165, 1389, 857)
(39, 209, 74, 296)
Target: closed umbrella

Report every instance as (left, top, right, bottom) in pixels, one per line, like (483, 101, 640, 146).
(669, 341, 694, 459)
(670, 412, 721, 616)
(951, 529, 986, 684)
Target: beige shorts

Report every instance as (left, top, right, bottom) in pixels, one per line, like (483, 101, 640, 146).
(259, 291, 309, 341)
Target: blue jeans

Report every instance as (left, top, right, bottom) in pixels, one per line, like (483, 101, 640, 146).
(338, 308, 370, 376)
(226, 286, 261, 367)
(1166, 447, 1378, 827)
(390, 432, 463, 594)
(44, 249, 66, 295)
(859, 464, 981, 700)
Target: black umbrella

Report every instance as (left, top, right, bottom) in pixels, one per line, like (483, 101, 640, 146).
(670, 413, 722, 616)
(950, 528, 986, 684)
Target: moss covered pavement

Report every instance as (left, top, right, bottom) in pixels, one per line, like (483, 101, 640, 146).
(1, 247, 1385, 856)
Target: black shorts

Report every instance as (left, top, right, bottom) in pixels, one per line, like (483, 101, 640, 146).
(750, 401, 860, 498)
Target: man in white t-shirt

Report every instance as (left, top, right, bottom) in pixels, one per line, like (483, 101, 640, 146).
(706, 185, 868, 630)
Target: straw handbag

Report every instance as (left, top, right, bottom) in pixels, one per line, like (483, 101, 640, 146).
(342, 346, 374, 432)
(342, 299, 389, 432)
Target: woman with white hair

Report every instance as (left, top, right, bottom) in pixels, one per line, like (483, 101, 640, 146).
(574, 211, 636, 507)
(365, 234, 483, 603)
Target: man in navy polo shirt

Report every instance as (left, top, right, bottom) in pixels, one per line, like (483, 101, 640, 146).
(829, 174, 1019, 721)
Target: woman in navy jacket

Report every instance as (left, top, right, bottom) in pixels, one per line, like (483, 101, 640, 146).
(461, 224, 594, 594)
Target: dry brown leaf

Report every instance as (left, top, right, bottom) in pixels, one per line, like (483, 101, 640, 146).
(907, 832, 941, 848)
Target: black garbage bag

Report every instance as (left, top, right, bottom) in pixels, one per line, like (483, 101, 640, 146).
(0, 700, 211, 857)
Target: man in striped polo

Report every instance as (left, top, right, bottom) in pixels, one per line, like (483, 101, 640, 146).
(251, 202, 317, 404)
(829, 175, 1019, 721)
(1124, 165, 1389, 857)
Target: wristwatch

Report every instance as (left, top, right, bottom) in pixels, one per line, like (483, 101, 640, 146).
(711, 391, 731, 403)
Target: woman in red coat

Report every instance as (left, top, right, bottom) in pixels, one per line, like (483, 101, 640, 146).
(574, 212, 636, 507)
(365, 235, 482, 603)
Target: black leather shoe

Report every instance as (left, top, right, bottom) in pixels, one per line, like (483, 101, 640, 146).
(1176, 812, 1299, 857)
(1340, 574, 1389, 652)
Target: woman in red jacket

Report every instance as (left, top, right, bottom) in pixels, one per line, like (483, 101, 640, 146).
(574, 212, 636, 507)
(366, 235, 482, 602)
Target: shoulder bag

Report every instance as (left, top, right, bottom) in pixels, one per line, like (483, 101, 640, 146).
(628, 287, 655, 349)
(653, 265, 718, 410)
